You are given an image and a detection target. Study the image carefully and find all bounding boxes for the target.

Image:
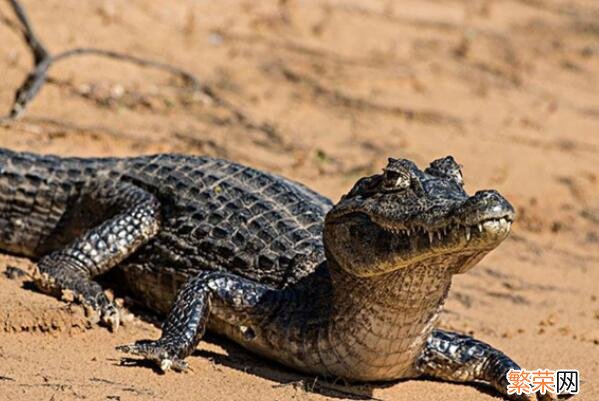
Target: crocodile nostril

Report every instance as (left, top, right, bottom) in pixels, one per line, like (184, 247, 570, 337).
(465, 190, 515, 219)
(473, 189, 506, 199)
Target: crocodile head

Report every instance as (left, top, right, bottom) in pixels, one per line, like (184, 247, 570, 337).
(323, 156, 515, 277)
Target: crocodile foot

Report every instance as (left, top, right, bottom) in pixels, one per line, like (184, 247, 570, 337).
(34, 266, 122, 332)
(117, 340, 189, 372)
(416, 330, 573, 401)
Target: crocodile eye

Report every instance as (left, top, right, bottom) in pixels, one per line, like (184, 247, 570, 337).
(426, 156, 464, 186)
(383, 168, 411, 191)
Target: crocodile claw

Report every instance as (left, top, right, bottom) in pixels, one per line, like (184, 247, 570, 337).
(101, 303, 120, 332)
(82, 301, 120, 332)
(117, 340, 188, 372)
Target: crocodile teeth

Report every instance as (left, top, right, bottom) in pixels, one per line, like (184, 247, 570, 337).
(428, 231, 434, 244)
(437, 230, 442, 240)
(465, 226, 471, 241)
(477, 223, 483, 232)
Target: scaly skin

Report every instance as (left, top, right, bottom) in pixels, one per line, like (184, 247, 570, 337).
(0, 148, 558, 400)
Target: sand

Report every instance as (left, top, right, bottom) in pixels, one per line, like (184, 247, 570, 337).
(0, 0, 597, 400)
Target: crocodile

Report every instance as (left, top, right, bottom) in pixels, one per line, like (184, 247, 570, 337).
(0, 148, 557, 401)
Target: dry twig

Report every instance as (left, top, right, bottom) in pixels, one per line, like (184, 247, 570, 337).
(0, 0, 283, 146)
(1, 0, 204, 120)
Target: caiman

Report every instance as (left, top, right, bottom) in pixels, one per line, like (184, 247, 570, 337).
(0, 148, 555, 400)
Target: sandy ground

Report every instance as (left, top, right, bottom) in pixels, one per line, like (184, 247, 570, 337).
(0, 0, 598, 400)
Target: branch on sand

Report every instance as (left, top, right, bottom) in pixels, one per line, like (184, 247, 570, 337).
(0, 0, 282, 146)
(1, 0, 205, 120)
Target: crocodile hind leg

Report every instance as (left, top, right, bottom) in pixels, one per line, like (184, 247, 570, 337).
(415, 329, 557, 401)
(117, 270, 275, 371)
(34, 182, 160, 331)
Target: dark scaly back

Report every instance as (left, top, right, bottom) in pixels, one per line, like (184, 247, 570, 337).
(120, 154, 332, 288)
(0, 149, 332, 291)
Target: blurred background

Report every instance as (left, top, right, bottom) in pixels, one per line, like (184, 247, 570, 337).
(0, 1, 597, 400)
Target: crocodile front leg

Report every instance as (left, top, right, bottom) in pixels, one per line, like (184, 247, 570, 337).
(34, 182, 160, 331)
(117, 271, 276, 371)
(415, 329, 557, 401)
